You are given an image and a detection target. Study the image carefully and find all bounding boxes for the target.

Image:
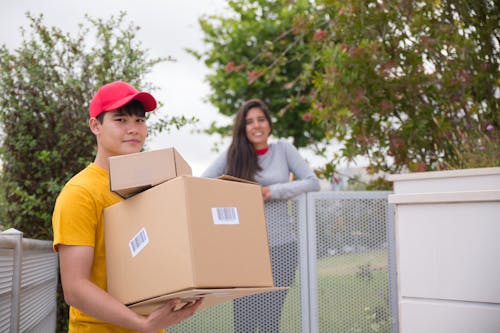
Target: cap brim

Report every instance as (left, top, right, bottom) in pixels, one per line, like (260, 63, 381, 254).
(104, 92, 157, 112)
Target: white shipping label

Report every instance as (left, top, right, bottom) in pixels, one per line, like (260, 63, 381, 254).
(129, 227, 149, 257)
(211, 207, 240, 225)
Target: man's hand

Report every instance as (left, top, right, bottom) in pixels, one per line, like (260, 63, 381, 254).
(141, 298, 203, 333)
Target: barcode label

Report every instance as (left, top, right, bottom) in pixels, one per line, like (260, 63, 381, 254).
(211, 207, 239, 225)
(129, 227, 149, 257)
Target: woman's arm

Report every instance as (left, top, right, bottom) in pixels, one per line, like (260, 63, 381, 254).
(268, 141, 320, 199)
(201, 150, 228, 178)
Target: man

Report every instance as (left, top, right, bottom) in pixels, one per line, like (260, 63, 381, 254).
(52, 81, 201, 332)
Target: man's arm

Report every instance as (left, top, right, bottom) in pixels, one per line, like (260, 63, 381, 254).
(58, 245, 201, 333)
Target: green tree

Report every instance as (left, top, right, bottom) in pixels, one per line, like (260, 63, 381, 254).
(0, 11, 178, 236)
(0, 12, 184, 330)
(310, 0, 499, 174)
(189, 0, 327, 148)
(194, 0, 499, 180)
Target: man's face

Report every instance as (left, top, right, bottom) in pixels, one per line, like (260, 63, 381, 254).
(94, 109, 147, 157)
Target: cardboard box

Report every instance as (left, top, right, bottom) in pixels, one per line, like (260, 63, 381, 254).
(109, 147, 191, 198)
(104, 176, 277, 313)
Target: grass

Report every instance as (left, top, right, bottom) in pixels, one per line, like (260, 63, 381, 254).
(316, 249, 391, 333)
(169, 249, 391, 332)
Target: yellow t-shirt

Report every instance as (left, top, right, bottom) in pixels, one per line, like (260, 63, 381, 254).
(53, 163, 160, 333)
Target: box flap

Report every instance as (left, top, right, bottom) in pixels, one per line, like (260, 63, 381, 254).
(128, 287, 288, 315)
(173, 149, 192, 177)
(217, 175, 259, 185)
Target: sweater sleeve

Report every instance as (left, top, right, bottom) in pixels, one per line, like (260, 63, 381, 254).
(268, 141, 320, 199)
(201, 150, 228, 178)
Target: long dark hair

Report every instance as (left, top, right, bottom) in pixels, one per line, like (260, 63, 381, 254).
(225, 98, 273, 181)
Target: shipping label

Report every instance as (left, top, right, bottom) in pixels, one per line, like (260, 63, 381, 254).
(129, 227, 149, 257)
(211, 207, 240, 225)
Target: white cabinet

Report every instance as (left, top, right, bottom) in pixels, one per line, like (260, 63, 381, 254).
(388, 167, 500, 333)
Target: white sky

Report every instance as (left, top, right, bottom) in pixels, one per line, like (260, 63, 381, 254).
(0, 0, 331, 177)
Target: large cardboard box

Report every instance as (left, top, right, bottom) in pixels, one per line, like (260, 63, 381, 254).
(109, 147, 191, 198)
(104, 175, 278, 314)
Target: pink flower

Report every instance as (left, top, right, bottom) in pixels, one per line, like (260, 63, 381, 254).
(486, 124, 494, 131)
(313, 30, 326, 41)
(414, 162, 426, 172)
(225, 61, 235, 73)
(247, 70, 261, 84)
(302, 112, 313, 121)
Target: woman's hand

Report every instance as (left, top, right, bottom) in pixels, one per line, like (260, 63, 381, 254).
(261, 186, 272, 200)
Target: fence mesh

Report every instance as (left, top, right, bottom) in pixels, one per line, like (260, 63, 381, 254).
(311, 191, 393, 333)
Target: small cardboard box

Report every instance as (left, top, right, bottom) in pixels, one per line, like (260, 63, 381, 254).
(109, 147, 191, 198)
(104, 176, 277, 313)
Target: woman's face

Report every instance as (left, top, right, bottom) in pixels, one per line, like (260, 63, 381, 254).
(245, 107, 271, 149)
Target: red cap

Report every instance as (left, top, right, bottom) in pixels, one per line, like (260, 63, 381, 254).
(89, 81, 157, 118)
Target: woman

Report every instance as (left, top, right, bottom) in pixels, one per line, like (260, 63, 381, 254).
(202, 98, 320, 333)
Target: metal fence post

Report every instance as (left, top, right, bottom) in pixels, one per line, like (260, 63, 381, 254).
(386, 202, 399, 333)
(2, 228, 23, 332)
(297, 194, 311, 333)
(306, 192, 318, 333)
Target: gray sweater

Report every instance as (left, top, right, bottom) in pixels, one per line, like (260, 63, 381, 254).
(202, 139, 320, 246)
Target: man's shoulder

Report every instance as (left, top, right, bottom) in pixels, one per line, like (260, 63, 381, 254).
(60, 164, 107, 197)
(66, 163, 105, 185)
